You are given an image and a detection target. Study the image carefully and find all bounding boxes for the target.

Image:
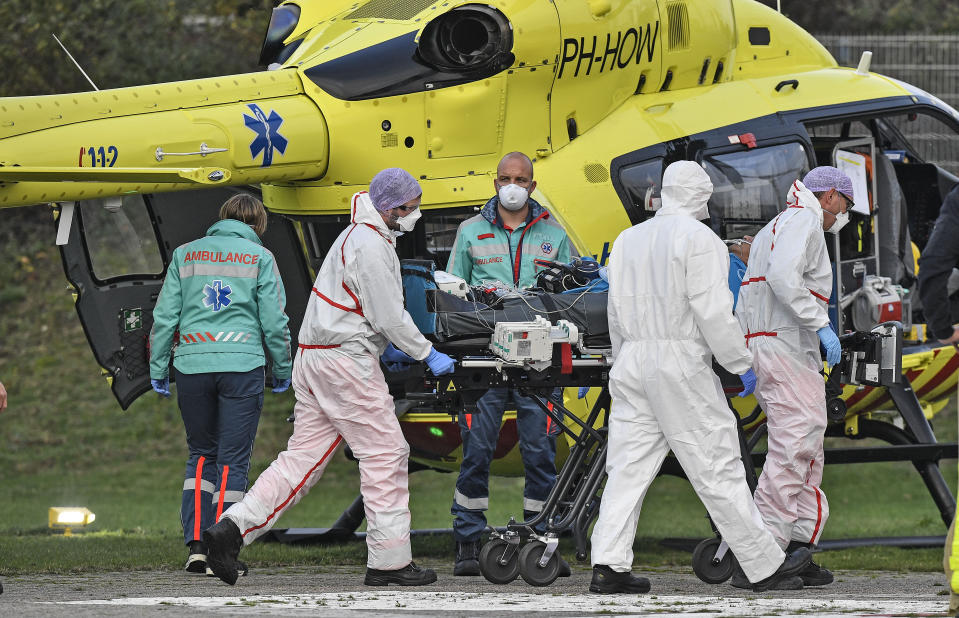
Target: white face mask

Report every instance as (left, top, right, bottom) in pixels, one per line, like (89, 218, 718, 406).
(826, 209, 849, 234)
(498, 183, 529, 211)
(396, 208, 421, 232)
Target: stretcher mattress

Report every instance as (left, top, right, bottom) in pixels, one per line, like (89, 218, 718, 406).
(426, 289, 611, 350)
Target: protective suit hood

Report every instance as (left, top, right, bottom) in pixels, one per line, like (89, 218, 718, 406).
(351, 191, 394, 240)
(787, 180, 825, 226)
(658, 160, 713, 221)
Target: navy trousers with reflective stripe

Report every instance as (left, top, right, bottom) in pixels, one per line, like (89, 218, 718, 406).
(176, 367, 264, 545)
(452, 387, 560, 542)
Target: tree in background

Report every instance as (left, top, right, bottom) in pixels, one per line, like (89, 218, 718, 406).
(759, 0, 959, 34)
(0, 0, 275, 97)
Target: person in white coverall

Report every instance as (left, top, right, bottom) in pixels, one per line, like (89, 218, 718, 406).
(588, 160, 811, 595)
(733, 166, 851, 589)
(203, 168, 456, 587)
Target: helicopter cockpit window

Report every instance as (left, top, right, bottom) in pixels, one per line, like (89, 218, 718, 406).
(304, 6, 514, 101)
(79, 196, 163, 282)
(258, 4, 302, 67)
(703, 142, 810, 239)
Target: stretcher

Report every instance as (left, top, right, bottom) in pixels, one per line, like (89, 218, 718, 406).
(398, 261, 616, 585)
(690, 322, 905, 584)
(389, 261, 953, 588)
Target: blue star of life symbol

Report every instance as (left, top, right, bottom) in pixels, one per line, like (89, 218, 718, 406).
(243, 103, 288, 167)
(541, 241, 553, 254)
(203, 280, 233, 312)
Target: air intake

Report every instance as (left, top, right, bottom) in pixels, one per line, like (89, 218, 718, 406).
(418, 5, 512, 72)
(666, 2, 690, 51)
(346, 0, 437, 21)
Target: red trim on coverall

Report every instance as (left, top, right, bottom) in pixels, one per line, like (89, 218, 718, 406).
(243, 436, 344, 537)
(810, 460, 824, 543)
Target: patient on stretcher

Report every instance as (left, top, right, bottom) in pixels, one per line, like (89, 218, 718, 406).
(401, 258, 612, 353)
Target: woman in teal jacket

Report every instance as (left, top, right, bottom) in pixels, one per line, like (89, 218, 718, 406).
(149, 194, 292, 574)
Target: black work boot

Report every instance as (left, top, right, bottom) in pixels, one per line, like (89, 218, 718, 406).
(752, 547, 812, 592)
(730, 561, 802, 590)
(207, 561, 249, 578)
(787, 541, 833, 586)
(203, 518, 244, 586)
(454, 540, 480, 576)
(589, 564, 651, 594)
(365, 561, 437, 586)
(185, 540, 207, 573)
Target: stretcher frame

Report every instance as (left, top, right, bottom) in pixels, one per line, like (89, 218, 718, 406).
(266, 332, 957, 590)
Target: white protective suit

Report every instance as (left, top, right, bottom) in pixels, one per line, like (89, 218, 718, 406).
(736, 179, 832, 548)
(222, 191, 433, 569)
(590, 161, 785, 583)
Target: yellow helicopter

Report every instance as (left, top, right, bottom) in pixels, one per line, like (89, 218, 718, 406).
(1, 0, 957, 527)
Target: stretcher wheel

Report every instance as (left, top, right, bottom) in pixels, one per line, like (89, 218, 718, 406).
(518, 541, 560, 587)
(479, 539, 520, 584)
(692, 537, 734, 584)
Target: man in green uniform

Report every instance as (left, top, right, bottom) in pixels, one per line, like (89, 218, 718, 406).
(446, 152, 572, 575)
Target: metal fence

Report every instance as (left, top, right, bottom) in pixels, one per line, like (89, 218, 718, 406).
(816, 34, 959, 175)
(816, 34, 959, 108)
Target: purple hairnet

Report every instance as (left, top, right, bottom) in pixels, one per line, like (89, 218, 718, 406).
(369, 168, 422, 212)
(802, 166, 855, 205)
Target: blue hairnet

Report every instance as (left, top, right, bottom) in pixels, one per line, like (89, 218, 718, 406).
(802, 166, 855, 205)
(369, 168, 422, 212)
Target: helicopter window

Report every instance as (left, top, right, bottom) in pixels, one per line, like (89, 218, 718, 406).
(258, 4, 301, 67)
(397, 206, 480, 267)
(806, 121, 874, 165)
(79, 196, 163, 282)
(703, 142, 810, 238)
(297, 206, 479, 271)
(882, 112, 959, 177)
(806, 120, 873, 140)
(618, 158, 665, 222)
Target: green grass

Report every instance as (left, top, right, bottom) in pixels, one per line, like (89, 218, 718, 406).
(0, 205, 956, 575)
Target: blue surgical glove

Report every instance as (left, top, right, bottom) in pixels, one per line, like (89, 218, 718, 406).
(381, 343, 416, 365)
(425, 348, 455, 376)
(577, 386, 590, 399)
(151, 378, 170, 398)
(737, 369, 757, 398)
(272, 377, 291, 393)
(817, 325, 842, 368)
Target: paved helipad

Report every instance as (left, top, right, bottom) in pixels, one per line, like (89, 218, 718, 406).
(1, 566, 951, 617)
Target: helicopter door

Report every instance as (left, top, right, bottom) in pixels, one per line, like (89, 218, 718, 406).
(828, 137, 880, 334)
(59, 188, 311, 410)
(58, 195, 167, 409)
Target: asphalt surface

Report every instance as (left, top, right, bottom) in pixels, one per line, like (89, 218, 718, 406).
(0, 565, 952, 617)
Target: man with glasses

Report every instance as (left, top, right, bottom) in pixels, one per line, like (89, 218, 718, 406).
(732, 166, 854, 589)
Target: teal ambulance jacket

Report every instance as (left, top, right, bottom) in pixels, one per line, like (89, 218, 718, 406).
(446, 196, 571, 287)
(149, 219, 292, 380)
